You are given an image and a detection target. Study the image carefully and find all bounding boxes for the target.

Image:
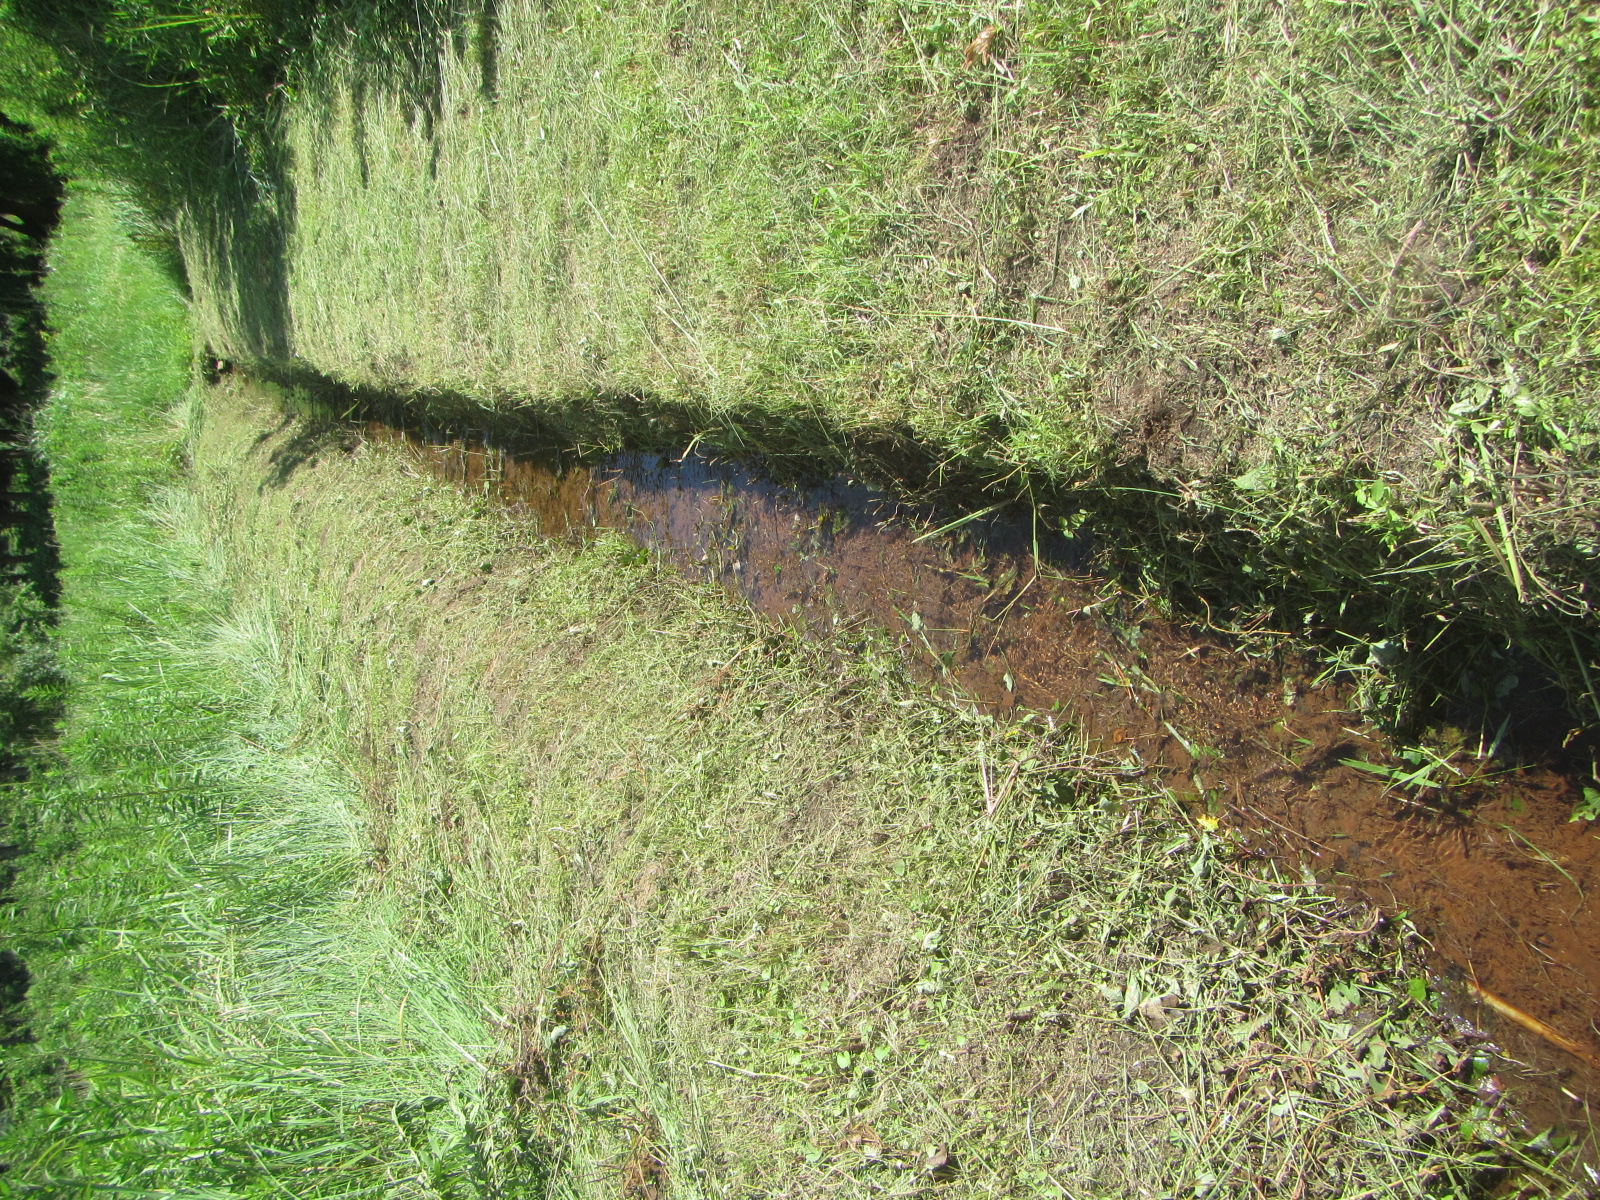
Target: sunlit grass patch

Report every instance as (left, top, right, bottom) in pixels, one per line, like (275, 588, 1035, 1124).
(0, 191, 549, 1196)
(179, 0, 1600, 729)
(178, 375, 1585, 1194)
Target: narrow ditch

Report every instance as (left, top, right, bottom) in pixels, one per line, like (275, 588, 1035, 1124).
(265, 377, 1600, 1150)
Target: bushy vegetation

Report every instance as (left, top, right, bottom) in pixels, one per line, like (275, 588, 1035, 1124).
(0, 583, 57, 759)
(0, 111, 61, 589)
(0, 114, 57, 376)
(0, 2, 408, 203)
(0, 114, 62, 777)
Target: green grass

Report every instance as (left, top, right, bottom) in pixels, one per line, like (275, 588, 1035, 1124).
(3, 177, 1589, 1197)
(185, 368, 1587, 1196)
(175, 0, 1600, 727)
(0, 191, 544, 1196)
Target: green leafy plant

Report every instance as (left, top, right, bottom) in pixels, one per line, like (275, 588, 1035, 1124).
(1340, 745, 1463, 797)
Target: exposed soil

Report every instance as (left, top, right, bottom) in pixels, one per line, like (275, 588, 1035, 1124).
(365, 419, 1600, 1148)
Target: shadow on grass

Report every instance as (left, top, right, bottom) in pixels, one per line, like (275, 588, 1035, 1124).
(222, 358, 1600, 764)
(259, 414, 361, 490)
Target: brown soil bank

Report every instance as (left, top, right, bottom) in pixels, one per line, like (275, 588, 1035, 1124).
(201, 376, 1595, 1194)
(182, 0, 1600, 732)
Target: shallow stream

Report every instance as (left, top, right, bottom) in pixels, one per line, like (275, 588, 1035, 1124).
(359, 409, 1600, 1143)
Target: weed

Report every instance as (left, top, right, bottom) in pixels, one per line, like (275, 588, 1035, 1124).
(1340, 744, 1464, 800)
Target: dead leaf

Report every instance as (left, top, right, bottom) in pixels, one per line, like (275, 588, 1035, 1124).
(1139, 992, 1183, 1026)
(964, 24, 1000, 67)
(838, 1121, 882, 1153)
(620, 1118, 667, 1199)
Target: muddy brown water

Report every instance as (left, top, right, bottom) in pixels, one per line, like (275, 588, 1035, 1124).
(364, 419, 1600, 1145)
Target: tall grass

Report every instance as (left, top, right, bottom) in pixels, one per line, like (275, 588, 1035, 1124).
(0, 191, 544, 1196)
(0, 2, 450, 213)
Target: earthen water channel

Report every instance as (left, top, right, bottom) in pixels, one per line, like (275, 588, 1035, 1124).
(359, 410, 1600, 1146)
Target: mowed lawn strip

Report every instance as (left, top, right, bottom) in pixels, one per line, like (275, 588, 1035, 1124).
(183, 0, 1600, 719)
(2, 191, 540, 1195)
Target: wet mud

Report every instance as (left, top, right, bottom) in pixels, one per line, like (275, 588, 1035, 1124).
(363, 417, 1600, 1145)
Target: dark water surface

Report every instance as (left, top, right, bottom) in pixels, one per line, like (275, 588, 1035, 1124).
(361, 413, 1600, 1146)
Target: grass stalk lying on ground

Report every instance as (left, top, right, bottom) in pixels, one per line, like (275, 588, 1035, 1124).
(0, 190, 543, 1196)
(178, 0, 1600, 724)
(5, 190, 1589, 1195)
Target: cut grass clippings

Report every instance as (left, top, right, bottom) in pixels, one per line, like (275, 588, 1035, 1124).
(175, 0, 1600, 728)
(3, 150, 1590, 1198)
(176, 367, 1595, 1195)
